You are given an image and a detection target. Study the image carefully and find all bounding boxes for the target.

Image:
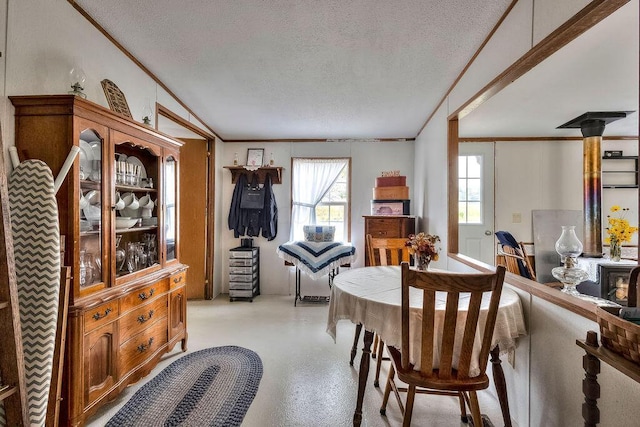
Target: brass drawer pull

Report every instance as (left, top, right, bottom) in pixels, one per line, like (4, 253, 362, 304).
(92, 308, 112, 320)
(137, 337, 154, 353)
(138, 288, 155, 300)
(173, 275, 183, 284)
(137, 310, 155, 324)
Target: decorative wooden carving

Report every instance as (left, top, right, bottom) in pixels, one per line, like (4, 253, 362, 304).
(101, 79, 133, 118)
(577, 330, 640, 427)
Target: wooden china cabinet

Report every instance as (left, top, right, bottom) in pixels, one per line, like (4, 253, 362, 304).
(10, 95, 188, 426)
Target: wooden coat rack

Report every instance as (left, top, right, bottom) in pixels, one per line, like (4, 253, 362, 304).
(224, 166, 283, 184)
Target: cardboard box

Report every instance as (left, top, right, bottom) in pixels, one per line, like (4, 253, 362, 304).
(375, 176, 406, 187)
(370, 200, 410, 216)
(373, 186, 409, 200)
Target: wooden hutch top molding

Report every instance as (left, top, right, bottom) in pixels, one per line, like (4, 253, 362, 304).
(224, 166, 283, 184)
(9, 95, 183, 151)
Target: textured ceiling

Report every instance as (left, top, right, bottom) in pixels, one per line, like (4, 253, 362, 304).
(74, 0, 511, 140)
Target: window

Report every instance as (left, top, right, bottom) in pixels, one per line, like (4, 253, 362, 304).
(291, 158, 350, 242)
(458, 155, 482, 224)
(315, 166, 348, 241)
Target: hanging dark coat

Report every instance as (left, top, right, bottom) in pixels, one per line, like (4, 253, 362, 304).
(260, 174, 278, 241)
(228, 173, 247, 238)
(244, 174, 263, 237)
(228, 173, 278, 240)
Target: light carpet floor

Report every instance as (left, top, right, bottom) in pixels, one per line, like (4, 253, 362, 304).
(87, 295, 507, 426)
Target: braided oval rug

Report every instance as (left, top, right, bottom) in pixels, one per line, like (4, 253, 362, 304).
(106, 346, 263, 427)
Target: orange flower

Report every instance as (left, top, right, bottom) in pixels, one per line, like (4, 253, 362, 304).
(406, 232, 440, 261)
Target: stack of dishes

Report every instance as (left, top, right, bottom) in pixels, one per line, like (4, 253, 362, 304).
(116, 217, 139, 230)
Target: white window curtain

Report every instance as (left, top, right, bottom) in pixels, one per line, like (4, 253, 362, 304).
(290, 158, 348, 241)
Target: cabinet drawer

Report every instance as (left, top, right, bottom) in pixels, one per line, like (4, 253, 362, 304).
(230, 250, 258, 258)
(366, 218, 403, 237)
(120, 280, 168, 313)
(170, 270, 187, 290)
(229, 278, 258, 290)
(119, 297, 168, 344)
(229, 265, 257, 274)
(229, 273, 256, 282)
(84, 301, 119, 332)
(119, 319, 167, 375)
(229, 287, 257, 298)
(229, 258, 256, 267)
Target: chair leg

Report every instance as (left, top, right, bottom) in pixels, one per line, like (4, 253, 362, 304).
(380, 364, 395, 415)
(350, 323, 362, 365)
(372, 333, 379, 359)
(374, 339, 385, 387)
(468, 391, 482, 427)
(402, 385, 416, 427)
(458, 391, 469, 423)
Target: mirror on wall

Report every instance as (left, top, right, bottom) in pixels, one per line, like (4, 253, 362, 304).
(454, 1, 639, 266)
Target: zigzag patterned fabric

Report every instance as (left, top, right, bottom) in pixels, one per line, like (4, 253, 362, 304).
(3, 160, 61, 427)
(277, 241, 356, 279)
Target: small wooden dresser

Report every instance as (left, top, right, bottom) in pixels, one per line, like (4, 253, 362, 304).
(363, 215, 416, 266)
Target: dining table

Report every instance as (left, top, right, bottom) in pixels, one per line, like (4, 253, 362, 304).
(326, 265, 527, 427)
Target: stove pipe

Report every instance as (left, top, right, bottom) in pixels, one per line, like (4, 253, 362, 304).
(557, 111, 632, 258)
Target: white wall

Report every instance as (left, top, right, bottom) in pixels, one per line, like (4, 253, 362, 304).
(219, 140, 415, 295)
(1, 0, 209, 161)
(491, 139, 638, 245)
(418, 1, 640, 425)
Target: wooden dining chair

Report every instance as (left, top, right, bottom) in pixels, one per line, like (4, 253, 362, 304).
(380, 262, 506, 427)
(350, 235, 410, 385)
(627, 265, 640, 307)
(495, 230, 536, 282)
(499, 244, 536, 281)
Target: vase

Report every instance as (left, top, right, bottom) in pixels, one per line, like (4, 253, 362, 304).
(610, 239, 622, 262)
(415, 253, 430, 271)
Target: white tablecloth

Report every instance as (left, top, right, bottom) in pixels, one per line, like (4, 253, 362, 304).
(576, 257, 637, 282)
(326, 266, 527, 377)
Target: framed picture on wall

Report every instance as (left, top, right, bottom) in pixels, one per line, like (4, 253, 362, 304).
(246, 148, 264, 167)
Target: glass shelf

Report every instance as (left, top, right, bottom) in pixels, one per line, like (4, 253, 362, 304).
(115, 226, 158, 234)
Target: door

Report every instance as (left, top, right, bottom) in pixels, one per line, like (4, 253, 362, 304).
(458, 142, 495, 265)
(179, 138, 208, 299)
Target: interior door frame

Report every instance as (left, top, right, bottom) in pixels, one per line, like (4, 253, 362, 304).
(156, 103, 217, 299)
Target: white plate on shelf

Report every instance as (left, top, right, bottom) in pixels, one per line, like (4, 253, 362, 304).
(89, 141, 102, 160)
(120, 206, 140, 218)
(78, 140, 94, 177)
(126, 156, 147, 179)
(82, 205, 101, 222)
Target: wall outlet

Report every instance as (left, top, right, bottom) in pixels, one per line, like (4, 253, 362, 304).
(512, 213, 522, 223)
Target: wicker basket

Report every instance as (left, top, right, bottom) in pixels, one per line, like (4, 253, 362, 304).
(597, 306, 640, 365)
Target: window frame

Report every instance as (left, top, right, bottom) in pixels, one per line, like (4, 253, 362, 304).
(290, 157, 352, 242)
(458, 154, 483, 225)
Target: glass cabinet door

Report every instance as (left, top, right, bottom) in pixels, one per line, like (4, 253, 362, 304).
(164, 155, 177, 262)
(113, 138, 160, 279)
(79, 128, 104, 289)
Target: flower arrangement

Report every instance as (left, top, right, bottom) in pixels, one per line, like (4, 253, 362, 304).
(605, 205, 638, 261)
(406, 232, 440, 269)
